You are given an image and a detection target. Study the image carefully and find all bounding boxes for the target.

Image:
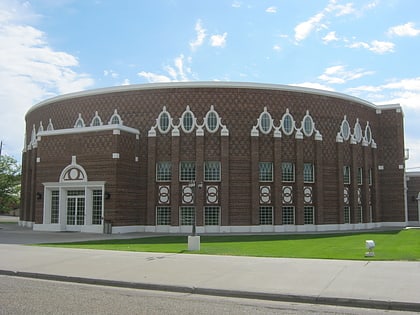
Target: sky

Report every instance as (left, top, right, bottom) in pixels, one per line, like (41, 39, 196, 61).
(0, 0, 420, 170)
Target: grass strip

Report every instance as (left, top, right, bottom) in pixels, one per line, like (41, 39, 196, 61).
(38, 229, 420, 261)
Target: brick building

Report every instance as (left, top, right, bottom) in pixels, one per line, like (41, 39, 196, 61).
(20, 82, 409, 233)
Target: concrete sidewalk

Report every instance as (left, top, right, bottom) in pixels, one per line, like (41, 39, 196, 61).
(1, 243, 420, 312)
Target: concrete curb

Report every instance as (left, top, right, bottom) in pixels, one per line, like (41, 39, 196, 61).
(2, 269, 420, 312)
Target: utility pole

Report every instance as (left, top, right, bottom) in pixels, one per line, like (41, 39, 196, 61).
(0, 141, 2, 156)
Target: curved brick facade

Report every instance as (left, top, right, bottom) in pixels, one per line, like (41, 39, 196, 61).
(20, 82, 407, 233)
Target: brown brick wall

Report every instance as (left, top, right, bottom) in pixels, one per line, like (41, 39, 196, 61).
(21, 84, 406, 227)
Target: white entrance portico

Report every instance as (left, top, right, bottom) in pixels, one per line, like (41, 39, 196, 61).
(34, 156, 106, 233)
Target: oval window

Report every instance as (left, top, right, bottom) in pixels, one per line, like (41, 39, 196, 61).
(365, 124, 372, 144)
(182, 111, 194, 132)
(282, 113, 294, 135)
(159, 112, 170, 133)
(354, 122, 362, 143)
(341, 120, 350, 140)
(259, 112, 272, 134)
(303, 115, 313, 137)
(206, 111, 218, 132)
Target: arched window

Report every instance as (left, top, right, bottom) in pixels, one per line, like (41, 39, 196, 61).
(74, 114, 85, 128)
(90, 111, 102, 127)
(108, 109, 122, 125)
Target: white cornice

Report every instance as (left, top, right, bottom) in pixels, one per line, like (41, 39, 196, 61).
(27, 81, 399, 116)
(37, 124, 140, 137)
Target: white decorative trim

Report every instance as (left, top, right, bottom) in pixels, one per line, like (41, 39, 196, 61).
(59, 156, 88, 182)
(38, 124, 139, 136)
(113, 129, 120, 135)
(259, 186, 271, 204)
(108, 109, 123, 125)
(378, 165, 384, 170)
(112, 153, 120, 159)
(206, 185, 219, 204)
(36, 157, 40, 163)
(399, 165, 404, 170)
(158, 185, 170, 204)
(90, 111, 103, 127)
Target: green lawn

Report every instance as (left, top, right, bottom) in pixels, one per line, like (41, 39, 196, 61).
(39, 228, 420, 261)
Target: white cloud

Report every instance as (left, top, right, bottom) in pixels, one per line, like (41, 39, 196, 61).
(138, 54, 192, 83)
(273, 44, 282, 52)
(294, 12, 324, 42)
(231, 1, 241, 8)
(318, 65, 374, 84)
(103, 69, 118, 78)
(190, 19, 206, 51)
(210, 32, 227, 47)
(388, 22, 420, 37)
(326, 1, 355, 16)
(322, 31, 338, 43)
(347, 40, 395, 54)
(265, 6, 277, 13)
(0, 1, 93, 159)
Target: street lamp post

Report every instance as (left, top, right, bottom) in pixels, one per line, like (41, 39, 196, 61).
(187, 180, 202, 251)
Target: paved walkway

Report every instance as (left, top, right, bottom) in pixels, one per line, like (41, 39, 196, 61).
(1, 220, 419, 312)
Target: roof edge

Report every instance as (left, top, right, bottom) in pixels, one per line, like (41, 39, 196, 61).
(27, 81, 383, 116)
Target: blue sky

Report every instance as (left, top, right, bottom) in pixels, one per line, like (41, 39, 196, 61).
(1, 0, 420, 169)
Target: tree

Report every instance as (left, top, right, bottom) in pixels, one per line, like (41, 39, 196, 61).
(0, 155, 21, 213)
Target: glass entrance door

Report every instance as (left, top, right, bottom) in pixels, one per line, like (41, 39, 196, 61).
(67, 190, 85, 225)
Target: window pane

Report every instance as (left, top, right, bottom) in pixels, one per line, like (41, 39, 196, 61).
(282, 206, 295, 224)
(259, 206, 273, 225)
(156, 206, 171, 225)
(343, 166, 351, 184)
(180, 162, 195, 181)
(204, 161, 220, 181)
(204, 206, 220, 225)
(344, 206, 351, 224)
(157, 162, 172, 181)
(92, 190, 102, 225)
(303, 163, 314, 183)
(51, 190, 59, 224)
(180, 207, 195, 225)
(282, 162, 295, 182)
(259, 162, 273, 182)
(304, 206, 314, 224)
(357, 168, 363, 185)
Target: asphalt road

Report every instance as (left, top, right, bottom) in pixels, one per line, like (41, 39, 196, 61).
(0, 275, 413, 315)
